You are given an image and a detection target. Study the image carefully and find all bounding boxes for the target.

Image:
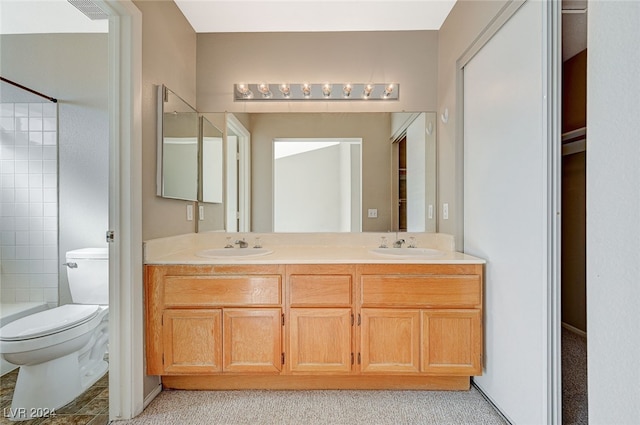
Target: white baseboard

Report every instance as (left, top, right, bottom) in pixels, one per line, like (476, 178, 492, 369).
(562, 322, 587, 338)
(143, 383, 162, 409)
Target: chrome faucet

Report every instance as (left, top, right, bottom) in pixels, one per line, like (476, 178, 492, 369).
(235, 238, 249, 248)
(393, 239, 405, 248)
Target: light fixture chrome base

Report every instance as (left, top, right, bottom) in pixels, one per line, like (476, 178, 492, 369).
(234, 83, 399, 101)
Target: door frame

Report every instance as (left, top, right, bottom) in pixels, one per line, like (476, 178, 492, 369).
(98, 0, 144, 420)
(226, 113, 251, 232)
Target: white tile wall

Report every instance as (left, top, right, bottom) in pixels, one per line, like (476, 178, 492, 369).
(0, 102, 58, 306)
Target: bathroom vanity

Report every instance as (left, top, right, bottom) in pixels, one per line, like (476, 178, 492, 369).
(144, 233, 484, 391)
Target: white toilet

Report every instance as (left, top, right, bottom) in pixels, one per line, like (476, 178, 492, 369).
(0, 248, 109, 421)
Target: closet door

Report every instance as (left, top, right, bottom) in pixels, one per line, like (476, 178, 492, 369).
(462, 0, 560, 423)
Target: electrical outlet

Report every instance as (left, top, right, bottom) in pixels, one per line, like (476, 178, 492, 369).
(186, 204, 194, 221)
(368, 208, 378, 218)
(428, 204, 434, 219)
(443, 203, 449, 220)
(199, 205, 205, 221)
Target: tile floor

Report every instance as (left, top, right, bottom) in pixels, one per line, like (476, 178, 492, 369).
(0, 369, 108, 425)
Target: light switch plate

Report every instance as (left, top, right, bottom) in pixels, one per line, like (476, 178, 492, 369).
(186, 204, 194, 221)
(443, 203, 449, 220)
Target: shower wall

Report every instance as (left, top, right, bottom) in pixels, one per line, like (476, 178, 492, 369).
(1, 33, 109, 306)
(0, 100, 58, 306)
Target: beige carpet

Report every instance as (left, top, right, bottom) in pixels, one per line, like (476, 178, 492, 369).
(117, 387, 506, 425)
(562, 328, 588, 425)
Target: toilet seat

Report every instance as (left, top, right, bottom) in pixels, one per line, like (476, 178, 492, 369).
(0, 305, 100, 341)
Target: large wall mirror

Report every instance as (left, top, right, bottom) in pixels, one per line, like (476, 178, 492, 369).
(156, 85, 198, 201)
(215, 111, 437, 234)
(159, 99, 437, 233)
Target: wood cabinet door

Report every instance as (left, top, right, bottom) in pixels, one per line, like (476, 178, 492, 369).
(289, 308, 352, 373)
(360, 308, 420, 373)
(162, 309, 222, 373)
(223, 308, 282, 373)
(421, 309, 482, 375)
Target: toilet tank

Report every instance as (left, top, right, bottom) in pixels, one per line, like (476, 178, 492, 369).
(66, 248, 109, 305)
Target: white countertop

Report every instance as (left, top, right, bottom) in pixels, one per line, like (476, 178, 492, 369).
(144, 232, 485, 265)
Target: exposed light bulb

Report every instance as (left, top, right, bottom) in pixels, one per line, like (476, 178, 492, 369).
(342, 83, 352, 98)
(257, 83, 272, 98)
(301, 83, 312, 98)
(363, 83, 375, 98)
(236, 83, 253, 98)
(322, 83, 332, 98)
(382, 84, 395, 98)
(279, 84, 291, 98)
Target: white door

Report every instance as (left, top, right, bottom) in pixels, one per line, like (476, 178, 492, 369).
(226, 113, 251, 232)
(226, 134, 239, 232)
(463, 1, 560, 423)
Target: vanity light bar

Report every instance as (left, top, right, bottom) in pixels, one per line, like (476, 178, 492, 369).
(234, 83, 399, 101)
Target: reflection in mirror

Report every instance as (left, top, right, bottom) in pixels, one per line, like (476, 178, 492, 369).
(200, 117, 223, 203)
(225, 113, 252, 233)
(274, 138, 361, 232)
(394, 112, 437, 233)
(156, 85, 198, 201)
(193, 112, 436, 234)
(247, 112, 436, 233)
(196, 113, 226, 233)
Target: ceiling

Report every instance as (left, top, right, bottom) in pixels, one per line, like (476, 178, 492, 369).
(0, 0, 456, 35)
(0, 0, 585, 60)
(174, 0, 457, 33)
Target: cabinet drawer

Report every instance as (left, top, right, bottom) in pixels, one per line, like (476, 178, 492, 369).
(164, 275, 281, 306)
(289, 275, 352, 306)
(360, 275, 481, 307)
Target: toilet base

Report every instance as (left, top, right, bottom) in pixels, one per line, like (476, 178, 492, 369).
(7, 352, 108, 421)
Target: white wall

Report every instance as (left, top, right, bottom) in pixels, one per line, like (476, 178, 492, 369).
(0, 34, 109, 306)
(463, 1, 551, 423)
(0, 93, 58, 307)
(274, 144, 345, 232)
(587, 2, 640, 423)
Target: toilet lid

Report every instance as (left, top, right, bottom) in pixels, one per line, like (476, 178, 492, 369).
(0, 305, 100, 341)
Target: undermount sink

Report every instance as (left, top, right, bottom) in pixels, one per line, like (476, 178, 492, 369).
(196, 248, 273, 258)
(369, 247, 445, 257)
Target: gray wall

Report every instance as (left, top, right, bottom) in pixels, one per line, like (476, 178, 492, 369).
(587, 1, 640, 422)
(437, 0, 509, 245)
(0, 33, 109, 306)
(132, 0, 198, 399)
(135, 0, 198, 241)
(196, 31, 438, 113)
